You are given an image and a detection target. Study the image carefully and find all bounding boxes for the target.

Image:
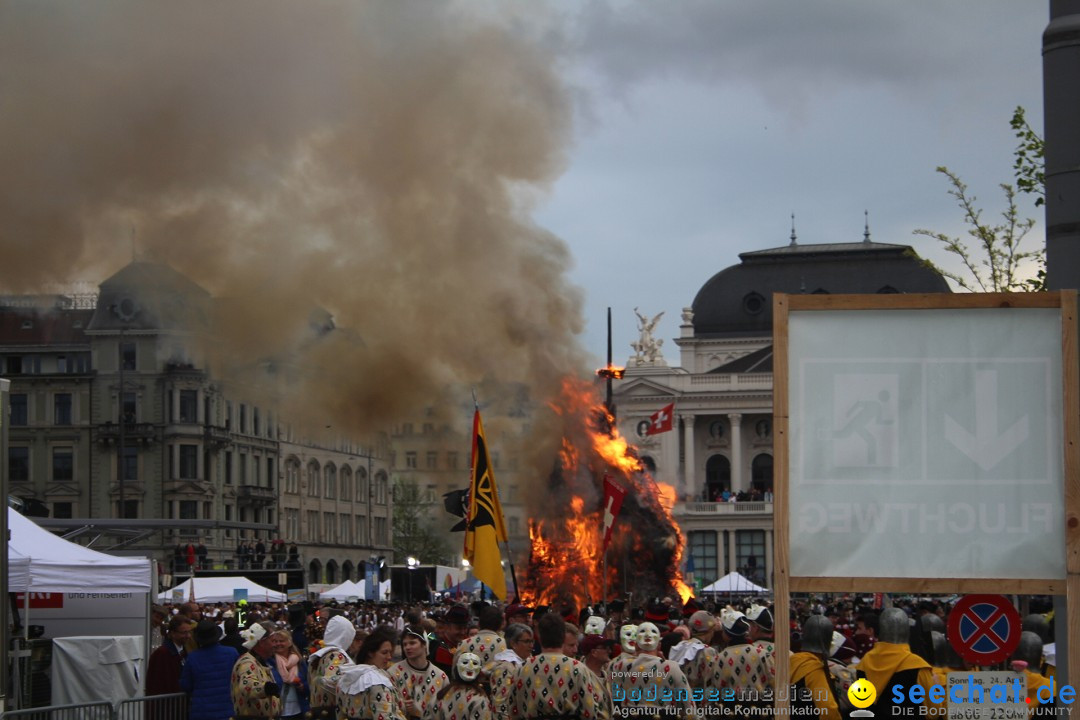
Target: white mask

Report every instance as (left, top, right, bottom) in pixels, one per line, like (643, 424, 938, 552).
(456, 652, 482, 682)
(636, 622, 660, 652)
(619, 624, 638, 653)
(584, 616, 606, 635)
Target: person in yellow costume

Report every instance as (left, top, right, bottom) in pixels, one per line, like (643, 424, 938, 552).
(1012, 631, 1054, 716)
(790, 615, 843, 720)
(858, 609, 933, 715)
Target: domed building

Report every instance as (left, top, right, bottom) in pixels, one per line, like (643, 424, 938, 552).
(612, 234, 949, 591)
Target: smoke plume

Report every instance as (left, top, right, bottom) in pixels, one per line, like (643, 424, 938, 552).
(0, 0, 585, 435)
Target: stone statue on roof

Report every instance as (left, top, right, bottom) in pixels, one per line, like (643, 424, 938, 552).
(631, 307, 666, 366)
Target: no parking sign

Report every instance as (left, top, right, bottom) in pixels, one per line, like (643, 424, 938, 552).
(947, 594, 1021, 666)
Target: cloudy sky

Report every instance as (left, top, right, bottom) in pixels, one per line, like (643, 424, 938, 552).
(538, 1, 1049, 366)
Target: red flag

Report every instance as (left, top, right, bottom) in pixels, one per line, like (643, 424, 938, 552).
(602, 474, 627, 552)
(646, 402, 675, 435)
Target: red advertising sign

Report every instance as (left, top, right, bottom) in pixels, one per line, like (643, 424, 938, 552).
(15, 592, 64, 609)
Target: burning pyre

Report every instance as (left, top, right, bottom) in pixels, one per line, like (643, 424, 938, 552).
(522, 376, 691, 609)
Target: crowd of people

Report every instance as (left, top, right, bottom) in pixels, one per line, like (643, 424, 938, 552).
(169, 539, 302, 572)
(146, 594, 1058, 720)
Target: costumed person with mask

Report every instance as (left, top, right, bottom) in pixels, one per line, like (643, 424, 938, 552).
(431, 651, 494, 720)
(1011, 631, 1054, 716)
(745, 604, 777, 694)
(858, 608, 933, 715)
(490, 623, 533, 720)
(458, 605, 507, 675)
(507, 613, 610, 720)
(789, 615, 844, 720)
(231, 621, 282, 720)
(388, 626, 449, 720)
(610, 622, 695, 718)
(307, 614, 358, 719)
(331, 625, 406, 720)
(1021, 614, 1055, 680)
(668, 611, 723, 706)
(715, 608, 771, 706)
(607, 624, 638, 678)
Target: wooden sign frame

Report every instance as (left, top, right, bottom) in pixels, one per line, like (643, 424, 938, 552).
(772, 291, 1079, 705)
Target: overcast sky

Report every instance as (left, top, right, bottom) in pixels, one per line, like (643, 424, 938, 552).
(537, 1, 1049, 367)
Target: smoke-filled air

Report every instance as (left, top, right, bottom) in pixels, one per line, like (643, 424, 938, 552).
(0, 0, 587, 440)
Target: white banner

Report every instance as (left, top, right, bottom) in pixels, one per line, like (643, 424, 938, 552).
(788, 308, 1066, 579)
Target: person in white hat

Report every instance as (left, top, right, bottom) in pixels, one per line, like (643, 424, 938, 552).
(230, 621, 281, 720)
(610, 622, 695, 718)
(307, 614, 358, 719)
(715, 608, 772, 708)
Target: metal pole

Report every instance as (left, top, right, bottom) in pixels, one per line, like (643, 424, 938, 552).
(118, 327, 126, 518)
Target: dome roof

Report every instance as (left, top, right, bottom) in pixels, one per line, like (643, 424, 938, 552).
(691, 241, 950, 337)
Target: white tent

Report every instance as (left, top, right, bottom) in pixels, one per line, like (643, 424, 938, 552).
(158, 576, 286, 603)
(701, 571, 769, 594)
(8, 508, 151, 592)
(320, 579, 366, 602)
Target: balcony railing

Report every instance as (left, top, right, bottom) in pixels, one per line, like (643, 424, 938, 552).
(237, 484, 277, 505)
(675, 501, 772, 515)
(204, 424, 232, 449)
(97, 421, 158, 446)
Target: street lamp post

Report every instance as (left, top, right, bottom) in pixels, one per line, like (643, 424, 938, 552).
(407, 556, 419, 603)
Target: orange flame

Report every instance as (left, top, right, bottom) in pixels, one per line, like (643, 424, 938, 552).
(525, 376, 691, 607)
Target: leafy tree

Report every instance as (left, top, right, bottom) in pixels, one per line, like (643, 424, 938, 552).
(914, 107, 1045, 292)
(392, 478, 452, 564)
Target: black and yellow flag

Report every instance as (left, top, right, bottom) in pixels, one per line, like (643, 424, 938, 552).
(464, 409, 508, 600)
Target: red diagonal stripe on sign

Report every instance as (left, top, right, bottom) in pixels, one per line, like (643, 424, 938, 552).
(964, 605, 1008, 649)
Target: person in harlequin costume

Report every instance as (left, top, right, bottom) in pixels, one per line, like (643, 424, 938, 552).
(458, 605, 507, 675)
(430, 651, 494, 720)
(668, 611, 723, 704)
(230, 621, 282, 720)
(744, 604, 777, 696)
(489, 623, 533, 720)
(387, 626, 449, 720)
(610, 622, 695, 718)
(506, 613, 610, 720)
(307, 615, 358, 719)
(607, 623, 638, 677)
(789, 615, 844, 720)
(715, 608, 771, 705)
(331, 625, 406, 720)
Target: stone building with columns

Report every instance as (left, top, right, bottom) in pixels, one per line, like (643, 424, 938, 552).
(612, 236, 949, 590)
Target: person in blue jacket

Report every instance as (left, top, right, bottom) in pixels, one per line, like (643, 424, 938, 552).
(269, 629, 311, 720)
(180, 619, 239, 720)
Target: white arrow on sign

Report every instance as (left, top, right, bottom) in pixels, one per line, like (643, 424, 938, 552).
(944, 369, 1029, 471)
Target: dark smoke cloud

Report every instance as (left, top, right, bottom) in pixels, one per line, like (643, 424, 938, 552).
(0, 0, 586, 434)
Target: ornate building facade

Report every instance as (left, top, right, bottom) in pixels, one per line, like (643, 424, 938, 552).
(613, 237, 950, 591)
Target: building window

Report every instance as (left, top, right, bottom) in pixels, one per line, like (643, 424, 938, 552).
(54, 393, 72, 425)
(308, 461, 320, 496)
(508, 516, 520, 536)
(285, 508, 300, 540)
(239, 453, 248, 484)
(340, 513, 351, 544)
(118, 499, 138, 519)
(306, 510, 318, 542)
(225, 451, 233, 485)
(10, 394, 27, 426)
(325, 465, 337, 499)
(266, 457, 275, 489)
(447, 452, 458, 470)
(405, 452, 417, 469)
(491, 452, 500, 470)
(422, 422, 434, 434)
(356, 468, 367, 502)
(7, 356, 22, 374)
(179, 390, 197, 423)
(340, 467, 352, 501)
(122, 392, 137, 424)
(179, 445, 198, 479)
(239, 404, 247, 433)
(323, 512, 335, 543)
(375, 472, 388, 504)
(52, 447, 73, 482)
(9, 447, 29, 482)
(253, 407, 260, 436)
(402, 422, 413, 435)
(179, 500, 198, 520)
(120, 342, 136, 371)
(426, 451, 437, 469)
(57, 356, 67, 373)
(424, 484, 436, 503)
(373, 517, 386, 544)
(735, 529, 766, 587)
(705, 454, 731, 500)
(122, 447, 138, 482)
(285, 459, 299, 494)
(53, 502, 73, 519)
(751, 454, 774, 494)
(688, 530, 719, 588)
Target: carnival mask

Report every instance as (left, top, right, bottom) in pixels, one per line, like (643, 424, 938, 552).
(636, 622, 661, 652)
(619, 624, 638, 653)
(456, 652, 482, 682)
(584, 616, 606, 636)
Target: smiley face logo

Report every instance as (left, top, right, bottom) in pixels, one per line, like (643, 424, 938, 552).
(848, 678, 877, 709)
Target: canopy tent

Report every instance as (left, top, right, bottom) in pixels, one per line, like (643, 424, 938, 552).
(441, 577, 480, 596)
(320, 579, 366, 602)
(701, 571, 769, 594)
(8, 507, 151, 593)
(158, 576, 286, 603)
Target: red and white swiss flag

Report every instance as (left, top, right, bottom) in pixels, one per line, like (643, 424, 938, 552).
(601, 474, 627, 552)
(646, 402, 675, 435)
